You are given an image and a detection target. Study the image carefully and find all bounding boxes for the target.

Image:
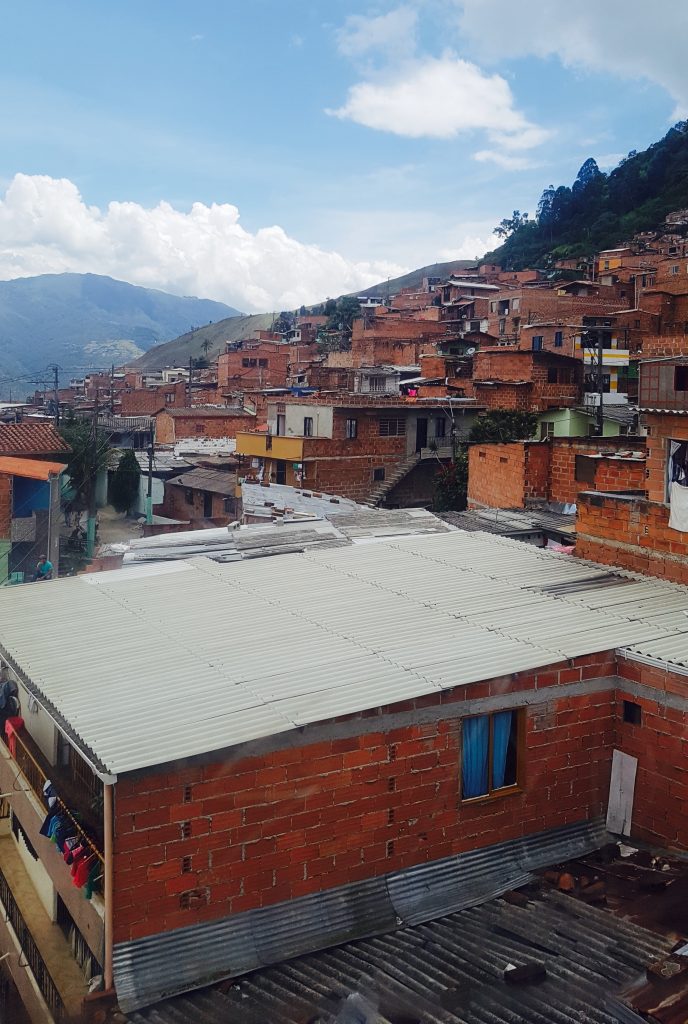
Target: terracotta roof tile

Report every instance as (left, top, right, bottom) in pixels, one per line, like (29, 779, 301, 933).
(0, 422, 70, 456)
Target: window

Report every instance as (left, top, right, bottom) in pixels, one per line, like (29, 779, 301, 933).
(575, 455, 597, 484)
(668, 439, 688, 499)
(499, 318, 506, 335)
(303, 416, 314, 437)
(258, 358, 268, 368)
(635, 319, 641, 329)
(603, 260, 610, 270)
(461, 710, 521, 800)
(675, 366, 688, 391)
(249, 358, 257, 367)
(512, 298, 520, 312)
(241, 358, 250, 367)
(369, 375, 385, 392)
(532, 336, 544, 351)
(671, 265, 680, 276)
(165, 392, 175, 404)
(379, 418, 406, 436)
(345, 418, 358, 439)
(434, 417, 446, 438)
(490, 301, 497, 313)
(373, 467, 386, 481)
(623, 700, 642, 725)
(547, 367, 558, 384)
(184, 489, 194, 504)
(554, 330, 563, 348)
(540, 421, 554, 440)
(194, 423, 205, 434)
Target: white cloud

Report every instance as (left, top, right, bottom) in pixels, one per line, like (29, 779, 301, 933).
(455, 0, 688, 117)
(473, 150, 537, 171)
(596, 152, 625, 170)
(328, 52, 550, 153)
(0, 174, 405, 311)
(438, 231, 498, 261)
(336, 6, 418, 60)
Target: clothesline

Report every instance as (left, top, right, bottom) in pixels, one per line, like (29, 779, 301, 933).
(53, 795, 104, 865)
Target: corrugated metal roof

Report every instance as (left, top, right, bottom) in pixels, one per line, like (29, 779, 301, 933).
(1, 532, 688, 776)
(115, 819, 608, 1013)
(126, 876, 671, 1023)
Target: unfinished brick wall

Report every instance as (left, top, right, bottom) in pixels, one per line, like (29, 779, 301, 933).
(467, 443, 548, 508)
(576, 493, 688, 583)
(615, 657, 688, 850)
(218, 342, 289, 390)
(121, 381, 187, 417)
(549, 440, 647, 505)
(159, 483, 235, 523)
(112, 651, 616, 943)
(155, 411, 256, 444)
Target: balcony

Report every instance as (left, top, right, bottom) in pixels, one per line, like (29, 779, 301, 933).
(235, 431, 304, 461)
(0, 838, 92, 1021)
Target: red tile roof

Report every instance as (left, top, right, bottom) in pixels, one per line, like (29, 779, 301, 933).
(0, 422, 70, 456)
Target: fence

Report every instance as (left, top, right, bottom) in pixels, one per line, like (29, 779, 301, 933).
(0, 866, 65, 1021)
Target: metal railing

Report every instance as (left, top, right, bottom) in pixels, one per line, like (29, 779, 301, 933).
(0, 866, 66, 1021)
(8, 730, 104, 863)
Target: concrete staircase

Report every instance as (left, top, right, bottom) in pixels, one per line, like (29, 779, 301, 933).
(362, 452, 422, 508)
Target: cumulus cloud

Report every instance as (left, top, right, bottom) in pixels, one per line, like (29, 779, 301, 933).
(0, 174, 405, 311)
(336, 6, 418, 60)
(328, 52, 550, 153)
(455, 0, 688, 117)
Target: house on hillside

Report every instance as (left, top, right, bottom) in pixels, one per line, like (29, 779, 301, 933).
(0, 533, 687, 1019)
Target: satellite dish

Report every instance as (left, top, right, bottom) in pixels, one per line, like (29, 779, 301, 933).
(465, 347, 476, 356)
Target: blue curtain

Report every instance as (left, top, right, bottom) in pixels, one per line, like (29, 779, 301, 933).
(462, 716, 489, 798)
(492, 710, 513, 789)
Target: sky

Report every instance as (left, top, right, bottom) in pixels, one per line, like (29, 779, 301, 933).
(0, 0, 684, 312)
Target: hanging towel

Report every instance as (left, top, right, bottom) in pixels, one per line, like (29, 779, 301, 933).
(73, 854, 96, 889)
(669, 481, 688, 532)
(84, 859, 101, 900)
(39, 810, 58, 837)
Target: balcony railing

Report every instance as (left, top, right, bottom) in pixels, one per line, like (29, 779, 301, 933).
(0, 865, 66, 1021)
(8, 729, 104, 861)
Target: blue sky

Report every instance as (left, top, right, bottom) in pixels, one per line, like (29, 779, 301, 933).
(0, 1, 683, 310)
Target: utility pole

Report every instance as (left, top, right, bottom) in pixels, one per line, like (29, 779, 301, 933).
(48, 364, 60, 426)
(145, 421, 155, 526)
(109, 363, 115, 414)
(86, 389, 99, 559)
(187, 357, 193, 406)
(595, 329, 605, 437)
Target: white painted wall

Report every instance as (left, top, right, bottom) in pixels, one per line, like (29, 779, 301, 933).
(269, 404, 334, 438)
(13, 824, 55, 919)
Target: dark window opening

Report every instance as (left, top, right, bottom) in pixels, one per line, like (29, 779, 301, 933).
(373, 467, 385, 481)
(623, 700, 642, 725)
(547, 367, 558, 384)
(575, 455, 597, 483)
(184, 489, 194, 504)
(461, 710, 521, 800)
(554, 331, 563, 347)
(532, 336, 544, 351)
(675, 366, 688, 391)
(303, 416, 314, 437)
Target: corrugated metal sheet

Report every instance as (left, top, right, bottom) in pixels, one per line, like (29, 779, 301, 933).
(126, 886, 672, 1024)
(113, 819, 608, 1012)
(1, 531, 688, 776)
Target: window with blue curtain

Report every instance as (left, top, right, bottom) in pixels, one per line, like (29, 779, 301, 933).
(461, 710, 519, 800)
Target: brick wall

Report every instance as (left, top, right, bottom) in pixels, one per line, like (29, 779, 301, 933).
(155, 412, 255, 444)
(159, 482, 236, 523)
(111, 651, 616, 943)
(549, 439, 646, 505)
(121, 381, 187, 417)
(218, 343, 290, 390)
(576, 492, 688, 583)
(468, 443, 530, 508)
(615, 657, 688, 850)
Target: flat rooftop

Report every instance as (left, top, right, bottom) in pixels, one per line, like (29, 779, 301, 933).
(2, 532, 688, 778)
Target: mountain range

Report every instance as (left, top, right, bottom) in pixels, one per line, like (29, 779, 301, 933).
(0, 273, 239, 395)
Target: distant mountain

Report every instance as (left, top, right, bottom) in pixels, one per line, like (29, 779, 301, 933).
(133, 312, 277, 370)
(487, 121, 688, 269)
(135, 260, 478, 369)
(349, 259, 477, 300)
(0, 273, 240, 395)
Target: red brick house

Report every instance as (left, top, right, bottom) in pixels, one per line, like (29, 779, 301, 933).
(472, 349, 582, 412)
(119, 380, 187, 417)
(155, 407, 256, 444)
(0, 533, 687, 1017)
(217, 335, 289, 391)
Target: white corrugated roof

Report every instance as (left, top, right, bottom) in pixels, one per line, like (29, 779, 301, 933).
(1, 532, 687, 777)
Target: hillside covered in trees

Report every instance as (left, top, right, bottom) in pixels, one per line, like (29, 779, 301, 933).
(486, 122, 688, 269)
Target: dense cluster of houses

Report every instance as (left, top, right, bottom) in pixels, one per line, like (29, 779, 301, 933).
(2, 226, 688, 1022)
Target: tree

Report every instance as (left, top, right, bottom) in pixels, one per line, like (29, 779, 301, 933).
(468, 411, 538, 444)
(572, 158, 602, 193)
(201, 338, 212, 358)
(494, 210, 530, 239)
(109, 449, 141, 515)
(432, 450, 468, 513)
(59, 412, 111, 512)
(328, 295, 361, 334)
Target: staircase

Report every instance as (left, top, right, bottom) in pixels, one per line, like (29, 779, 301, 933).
(362, 452, 422, 508)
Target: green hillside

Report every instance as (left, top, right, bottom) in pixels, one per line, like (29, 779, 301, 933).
(487, 121, 688, 269)
(133, 312, 276, 369)
(351, 259, 477, 299)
